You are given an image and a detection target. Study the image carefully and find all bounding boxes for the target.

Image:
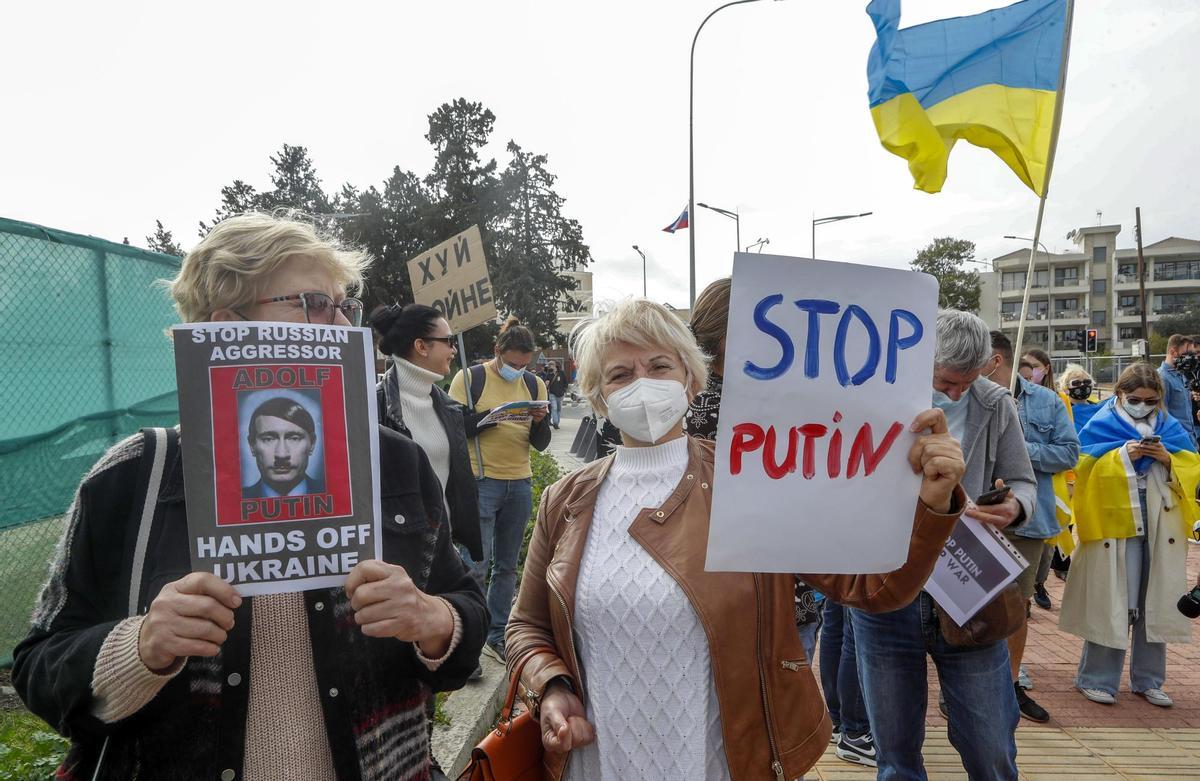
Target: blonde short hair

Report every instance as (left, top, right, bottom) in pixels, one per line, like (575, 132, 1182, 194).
(168, 212, 371, 323)
(570, 298, 708, 415)
(1056, 362, 1093, 393)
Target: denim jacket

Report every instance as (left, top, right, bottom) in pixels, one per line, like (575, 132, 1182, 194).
(1158, 361, 1196, 439)
(1014, 378, 1080, 539)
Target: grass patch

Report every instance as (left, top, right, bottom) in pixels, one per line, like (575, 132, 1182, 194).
(0, 518, 65, 666)
(517, 450, 562, 581)
(0, 709, 68, 781)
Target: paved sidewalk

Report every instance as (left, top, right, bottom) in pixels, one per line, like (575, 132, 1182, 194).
(540, 411, 1200, 779)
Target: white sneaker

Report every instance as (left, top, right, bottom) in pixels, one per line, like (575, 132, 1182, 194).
(830, 728, 841, 745)
(1079, 687, 1116, 705)
(1017, 665, 1033, 690)
(1136, 688, 1173, 707)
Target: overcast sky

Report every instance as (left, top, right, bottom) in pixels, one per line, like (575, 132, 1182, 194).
(4, 0, 1197, 311)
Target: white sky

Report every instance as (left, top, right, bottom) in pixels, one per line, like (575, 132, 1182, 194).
(3, 0, 1198, 310)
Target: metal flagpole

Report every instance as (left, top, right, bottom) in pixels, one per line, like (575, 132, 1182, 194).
(1010, 0, 1075, 393)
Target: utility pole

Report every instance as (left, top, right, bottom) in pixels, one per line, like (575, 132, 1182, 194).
(1135, 207, 1149, 349)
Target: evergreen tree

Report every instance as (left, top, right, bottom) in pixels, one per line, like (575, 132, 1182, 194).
(146, 220, 184, 256)
(911, 237, 981, 312)
(199, 145, 331, 236)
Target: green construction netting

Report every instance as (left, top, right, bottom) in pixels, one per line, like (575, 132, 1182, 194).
(0, 216, 183, 665)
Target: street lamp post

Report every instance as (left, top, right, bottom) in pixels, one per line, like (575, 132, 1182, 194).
(746, 237, 769, 253)
(690, 0, 781, 308)
(1004, 234, 1054, 352)
(632, 245, 648, 297)
(697, 202, 740, 251)
(811, 212, 873, 258)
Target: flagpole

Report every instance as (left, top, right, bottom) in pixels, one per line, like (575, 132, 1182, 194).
(1011, 0, 1075, 393)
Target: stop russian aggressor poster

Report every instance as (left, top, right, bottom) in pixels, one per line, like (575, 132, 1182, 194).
(173, 321, 381, 596)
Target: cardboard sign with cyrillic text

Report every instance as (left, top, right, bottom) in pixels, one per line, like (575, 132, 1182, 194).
(173, 322, 381, 596)
(406, 225, 497, 332)
(705, 254, 938, 573)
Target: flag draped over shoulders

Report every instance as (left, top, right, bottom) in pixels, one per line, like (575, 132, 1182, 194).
(865, 0, 1067, 195)
(1073, 399, 1200, 542)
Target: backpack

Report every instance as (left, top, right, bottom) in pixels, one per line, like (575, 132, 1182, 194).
(463, 363, 540, 411)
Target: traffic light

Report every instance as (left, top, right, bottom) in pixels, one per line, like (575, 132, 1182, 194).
(1085, 328, 1098, 353)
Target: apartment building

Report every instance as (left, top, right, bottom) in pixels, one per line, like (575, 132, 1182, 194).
(978, 222, 1200, 357)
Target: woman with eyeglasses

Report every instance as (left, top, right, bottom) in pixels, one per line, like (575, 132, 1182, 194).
(449, 316, 552, 662)
(1061, 363, 1200, 708)
(13, 213, 486, 780)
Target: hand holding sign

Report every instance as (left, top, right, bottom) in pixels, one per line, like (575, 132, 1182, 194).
(139, 572, 242, 671)
(907, 408, 965, 514)
(346, 559, 454, 656)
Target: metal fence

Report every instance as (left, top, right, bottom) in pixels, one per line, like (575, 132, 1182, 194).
(1049, 353, 1166, 390)
(0, 217, 182, 665)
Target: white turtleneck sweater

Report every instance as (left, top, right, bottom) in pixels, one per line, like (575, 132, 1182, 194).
(392, 357, 452, 501)
(567, 435, 731, 781)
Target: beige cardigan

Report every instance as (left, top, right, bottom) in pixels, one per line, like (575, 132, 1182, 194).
(1059, 462, 1192, 649)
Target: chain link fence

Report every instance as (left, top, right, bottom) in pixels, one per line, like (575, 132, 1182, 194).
(1049, 353, 1167, 393)
(0, 217, 182, 666)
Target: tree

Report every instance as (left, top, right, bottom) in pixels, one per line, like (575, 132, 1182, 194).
(910, 237, 981, 312)
(146, 220, 184, 256)
(1151, 311, 1200, 354)
(490, 141, 591, 345)
(199, 144, 332, 236)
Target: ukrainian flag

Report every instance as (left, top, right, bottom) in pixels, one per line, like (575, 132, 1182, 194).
(1073, 399, 1200, 543)
(866, 0, 1068, 195)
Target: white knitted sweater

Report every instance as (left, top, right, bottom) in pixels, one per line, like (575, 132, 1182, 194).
(566, 436, 731, 781)
(392, 357, 452, 499)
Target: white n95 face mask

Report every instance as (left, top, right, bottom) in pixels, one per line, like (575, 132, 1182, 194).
(603, 377, 690, 444)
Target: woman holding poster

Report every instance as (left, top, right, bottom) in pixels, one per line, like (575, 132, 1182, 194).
(506, 298, 967, 781)
(1061, 363, 1200, 708)
(13, 213, 486, 781)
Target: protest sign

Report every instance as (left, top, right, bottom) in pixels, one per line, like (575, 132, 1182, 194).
(173, 322, 381, 596)
(706, 253, 938, 573)
(925, 518, 1028, 624)
(406, 225, 497, 333)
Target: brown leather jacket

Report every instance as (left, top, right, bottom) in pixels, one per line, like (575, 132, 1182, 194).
(506, 436, 964, 781)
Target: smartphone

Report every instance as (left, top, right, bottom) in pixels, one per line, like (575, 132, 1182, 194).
(1141, 435, 1162, 445)
(976, 485, 1012, 506)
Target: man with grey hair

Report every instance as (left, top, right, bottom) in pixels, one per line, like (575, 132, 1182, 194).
(850, 309, 1036, 781)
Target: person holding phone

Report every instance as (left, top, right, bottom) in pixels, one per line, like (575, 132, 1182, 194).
(1061, 363, 1200, 707)
(851, 311, 1036, 780)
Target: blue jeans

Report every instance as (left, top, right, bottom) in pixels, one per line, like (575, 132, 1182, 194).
(852, 594, 1019, 781)
(1075, 535, 1167, 695)
(469, 477, 533, 646)
(820, 601, 869, 737)
(548, 394, 562, 427)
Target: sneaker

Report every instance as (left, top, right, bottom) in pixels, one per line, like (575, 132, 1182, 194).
(830, 727, 841, 745)
(1079, 687, 1116, 705)
(1015, 682, 1050, 722)
(835, 733, 877, 767)
(1033, 583, 1052, 610)
(1017, 665, 1034, 691)
(1136, 688, 1173, 707)
(482, 640, 506, 664)
(469, 664, 483, 681)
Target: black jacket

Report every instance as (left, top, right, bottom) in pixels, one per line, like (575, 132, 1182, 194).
(377, 367, 484, 561)
(546, 370, 568, 398)
(13, 425, 486, 781)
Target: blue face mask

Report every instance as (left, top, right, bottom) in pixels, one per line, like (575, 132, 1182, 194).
(498, 362, 523, 382)
(932, 390, 966, 410)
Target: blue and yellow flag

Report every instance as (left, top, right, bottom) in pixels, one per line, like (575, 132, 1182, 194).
(866, 0, 1068, 195)
(1073, 399, 1200, 543)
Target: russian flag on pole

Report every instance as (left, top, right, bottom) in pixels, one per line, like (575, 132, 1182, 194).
(662, 207, 689, 233)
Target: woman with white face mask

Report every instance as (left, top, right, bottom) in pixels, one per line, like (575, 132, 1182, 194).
(1061, 363, 1200, 708)
(505, 298, 969, 781)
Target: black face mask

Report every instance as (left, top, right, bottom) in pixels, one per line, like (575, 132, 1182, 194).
(1068, 383, 1093, 401)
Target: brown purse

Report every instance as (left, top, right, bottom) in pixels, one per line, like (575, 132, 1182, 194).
(456, 650, 551, 781)
(937, 581, 1026, 647)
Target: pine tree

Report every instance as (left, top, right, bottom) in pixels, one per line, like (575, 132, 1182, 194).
(199, 145, 331, 236)
(146, 220, 184, 256)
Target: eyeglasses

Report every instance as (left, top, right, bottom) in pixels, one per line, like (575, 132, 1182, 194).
(421, 334, 457, 347)
(1068, 379, 1092, 388)
(1125, 396, 1161, 406)
(253, 292, 363, 326)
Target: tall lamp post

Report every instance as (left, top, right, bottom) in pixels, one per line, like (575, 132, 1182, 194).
(697, 202, 739, 251)
(690, 0, 783, 308)
(1004, 234, 1054, 352)
(746, 237, 769, 253)
(632, 245, 648, 297)
(811, 212, 873, 258)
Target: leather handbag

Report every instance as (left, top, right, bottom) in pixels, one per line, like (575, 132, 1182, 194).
(456, 650, 551, 781)
(937, 581, 1026, 647)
